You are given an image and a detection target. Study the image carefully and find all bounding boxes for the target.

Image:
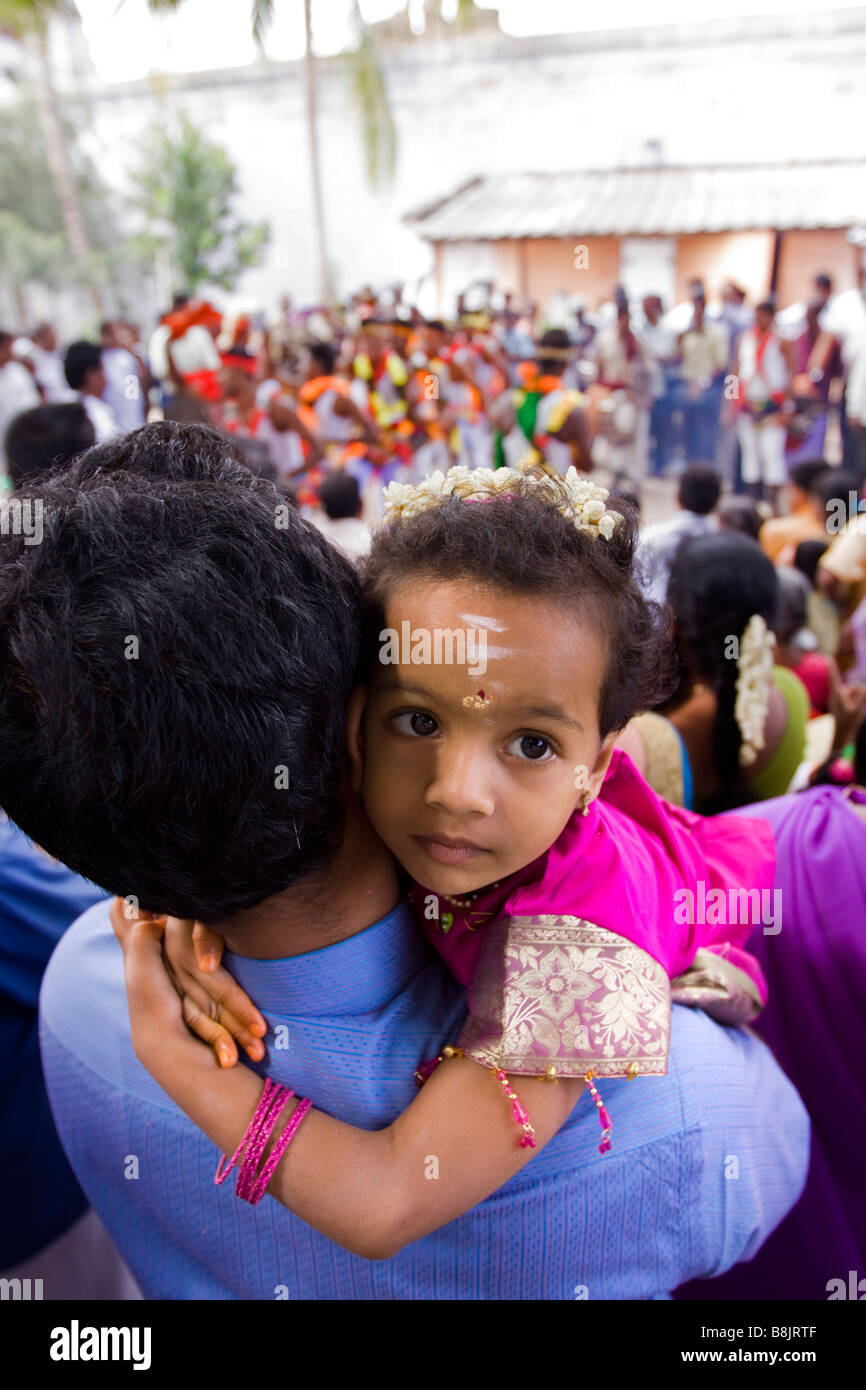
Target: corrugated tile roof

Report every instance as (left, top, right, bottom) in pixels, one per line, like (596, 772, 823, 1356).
(404, 162, 866, 240)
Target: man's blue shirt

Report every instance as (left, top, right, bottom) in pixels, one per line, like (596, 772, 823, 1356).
(0, 818, 104, 1265)
(39, 898, 809, 1299)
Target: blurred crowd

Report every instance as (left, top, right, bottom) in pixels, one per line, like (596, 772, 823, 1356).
(3, 269, 866, 536)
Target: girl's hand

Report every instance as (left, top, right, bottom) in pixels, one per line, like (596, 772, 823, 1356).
(110, 908, 208, 1083)
(109, 899, 267, 1067)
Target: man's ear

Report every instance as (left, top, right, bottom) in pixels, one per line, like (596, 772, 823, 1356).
(344, 684, 369, 794)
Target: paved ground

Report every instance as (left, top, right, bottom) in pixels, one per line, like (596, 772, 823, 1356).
(593, 468, 679, 528)
(634, 474, 679, 528)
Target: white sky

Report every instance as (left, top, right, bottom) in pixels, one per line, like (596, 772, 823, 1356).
(75, 0, 866, 83)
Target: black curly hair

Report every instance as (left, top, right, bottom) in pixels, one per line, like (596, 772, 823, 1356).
(361, 471, 676, 739)
(0, 423, 361, 923)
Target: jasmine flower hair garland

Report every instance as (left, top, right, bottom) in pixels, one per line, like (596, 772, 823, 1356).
(735, 614, 775, 767)
(382, 462, 621, 541)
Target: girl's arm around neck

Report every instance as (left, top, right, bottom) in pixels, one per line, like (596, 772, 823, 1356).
(181, 1052, 583, 1260)
(121, 916, 583, 1260)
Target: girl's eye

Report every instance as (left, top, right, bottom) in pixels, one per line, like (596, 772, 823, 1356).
(508, 734, 555, 762)
(392, 711, 439, 738)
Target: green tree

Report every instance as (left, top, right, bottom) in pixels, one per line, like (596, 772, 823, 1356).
(341, 1, 396, 189)
(134, 114, 270, 293)
(0, 90, 147, 323)
(0, 0, 104, 310)
(0, 212, 66, 321)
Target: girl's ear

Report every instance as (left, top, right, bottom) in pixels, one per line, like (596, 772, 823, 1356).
(587, 731, 619, 799)
(345, 684, 369, 794)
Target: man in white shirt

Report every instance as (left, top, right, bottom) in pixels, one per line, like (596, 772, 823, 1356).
(309, 472, 371, 564)
(63, 341, 120, 444)
(147, 294, 192, 383)
(640, 295, 678, 476)
(0, 331, 41, 467)
(100, 321, 147, 434)
(734, 300, 791, 511)
(636, 464, 721, 605)
(676, 282, 730, 463)
(591, 301, 652, 479)
(27, 324, 76, 404)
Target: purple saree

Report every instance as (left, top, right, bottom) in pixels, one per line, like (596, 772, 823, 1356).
(678, 784, 866, 1300)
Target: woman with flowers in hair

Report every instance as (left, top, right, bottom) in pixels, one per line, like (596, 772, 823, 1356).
(660, 531, 809, 812)
(115, 463, 778, 1258)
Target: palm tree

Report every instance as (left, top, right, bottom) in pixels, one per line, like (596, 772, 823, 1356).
(147, 0, 396, 303)
(0, 0, 103, 311)
(303, 0, 331, 303)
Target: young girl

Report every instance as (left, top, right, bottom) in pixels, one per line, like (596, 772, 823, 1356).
(117, 462, 775, 1259)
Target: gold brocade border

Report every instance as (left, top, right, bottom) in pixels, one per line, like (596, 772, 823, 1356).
(456, 914, 672, 1081)
(460, 1043, 669, 1078)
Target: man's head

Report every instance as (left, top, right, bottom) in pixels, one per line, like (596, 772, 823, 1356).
(717, 497, 763, 541)
(32, 322, 57, 353)
(811, 469, 859, 529)
(303, 340, 338, 380)
(219, 364, 255, 406)
(0, 423, 362, 924)
(64, 340, 106, 397)
(814, 273, 832, 307)
(535, 328, 571, 378)
(422, 320, 448, 359)
(793, 537, 830, 587)
(642, 295, 663, 325)
(755, 299, 776, 335)
(319, 472, 362, 521)
(4, 402, 95, 491)
(678, 464, 721, 517)
(787, 459, 832, 513)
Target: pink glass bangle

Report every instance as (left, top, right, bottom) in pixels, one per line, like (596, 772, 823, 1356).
(235, 1086, 295, 1201)
(215, 1078, 293, 1186)
(213, 1077, 314, 1207)
(245, 1097, 313, 1205)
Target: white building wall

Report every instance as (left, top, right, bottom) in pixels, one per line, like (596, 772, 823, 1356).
(6, 8, 866, 317)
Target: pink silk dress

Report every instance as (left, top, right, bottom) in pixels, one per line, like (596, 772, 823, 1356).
(411, 749, 775, 1080)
